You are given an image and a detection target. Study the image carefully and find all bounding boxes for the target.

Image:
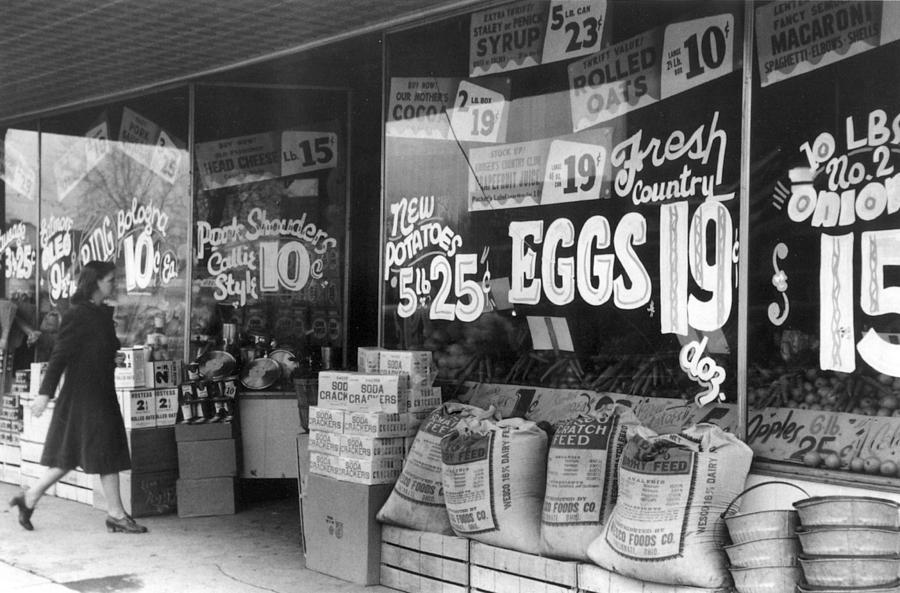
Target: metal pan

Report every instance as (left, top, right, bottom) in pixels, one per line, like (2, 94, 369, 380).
(196, 350, 237, 380)
(269, 349, 299, 381)
(240, 357, 281, 390)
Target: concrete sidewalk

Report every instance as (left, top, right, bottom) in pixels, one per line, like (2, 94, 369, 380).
(0, 482, 393, 593)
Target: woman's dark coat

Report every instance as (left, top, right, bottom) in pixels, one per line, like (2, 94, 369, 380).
(39, 302, 131, 474)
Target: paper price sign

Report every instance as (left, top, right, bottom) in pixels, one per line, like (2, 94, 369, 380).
(542, 0, 607, 64)
(541, 139, 607, 205)
(150, 129, 182, 184)
(281, 131, 337, 176)
(3, 146, 36, 200)
(84, 121, 110, 172)
(661, 14, 734, 99)
(449, 81, 507, 144)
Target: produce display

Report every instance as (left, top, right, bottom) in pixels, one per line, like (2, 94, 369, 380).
(424, 313, 517, 384)
(748, 366, 900, 417)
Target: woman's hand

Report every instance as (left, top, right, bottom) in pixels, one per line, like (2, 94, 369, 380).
(31, 395, 50, 417)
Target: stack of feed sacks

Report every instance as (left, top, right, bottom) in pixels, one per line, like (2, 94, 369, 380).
(303, 348, 440, 585)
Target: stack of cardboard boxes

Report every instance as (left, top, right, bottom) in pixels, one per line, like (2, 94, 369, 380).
(174, 377, 241, 517)
(175, 420, 241, 517)
(95, 347, 181, 516)
(303, 348, 442, 585)
(0, 370, 26, 484)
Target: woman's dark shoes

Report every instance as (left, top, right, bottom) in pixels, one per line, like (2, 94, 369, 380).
(105, 514, 148, 534)
(9, 492, 34, 531)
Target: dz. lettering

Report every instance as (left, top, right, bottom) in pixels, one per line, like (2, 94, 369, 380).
(679, 336, 726, 406)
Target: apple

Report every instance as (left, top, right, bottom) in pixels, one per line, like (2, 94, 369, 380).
(849, 457, 866, 472)
(880, 461, 898, 477)
(864, 456, 882, 474)
(823, 453, 841, 469)
(878, 394, 899, 410)
(803, 452, 822, 467)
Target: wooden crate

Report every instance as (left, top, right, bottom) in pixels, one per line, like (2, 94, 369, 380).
(380, 525, 470, 593)
(0, 462, 21, 485)
(469, 542, 578, 593)
(55, 481, 93, 505)
(578, 564, 733, 593)
(20, 461, 55, 496)
(59, 468, 92, 489)
(0, 441, 21, 466)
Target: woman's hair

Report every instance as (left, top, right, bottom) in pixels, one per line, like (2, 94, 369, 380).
(71, 260, 116, 305)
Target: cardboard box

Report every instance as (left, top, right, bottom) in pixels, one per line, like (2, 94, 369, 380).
(114, 347, 147, 388)
(342, 410, 426, 438)
(340, 434, 405, 459)
(378, 350, 434, 386)
(308, 429, 341, 456)
(29, 362, 48, 395)
(176, 477, 238, 517)
(337, 455, 402, 485)
(144, 359, 183, 388)
(177, 438, 238, 479)
(118, 388, 156, 429)
(153, 387, 179, 426)
(303, 473, 393, 585)
(316, 371, 353, 408)
(308, 406, 343, 433)
(127, 427, 177, 473)
(309, 451, 340, 478)
(22, 400, 54, 442)
(175, 419, 240, 442)
(296, 433, 310, 490)
(93, 469, 178, 517)
(317, 372, 411, 413)
(297, 433, 310, 551)
(406, 386, 442, 413)
(356, 347, 384, 374)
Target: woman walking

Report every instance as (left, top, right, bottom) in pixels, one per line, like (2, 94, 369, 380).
(9, 260, 147, 533)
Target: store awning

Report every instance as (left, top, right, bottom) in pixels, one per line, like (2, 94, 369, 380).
(0, 0, 483, 125)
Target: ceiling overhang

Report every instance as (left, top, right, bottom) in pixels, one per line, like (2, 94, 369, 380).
(0, 0, 483, 125)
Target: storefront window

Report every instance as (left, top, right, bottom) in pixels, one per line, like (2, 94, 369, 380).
(38, 89, 190, 361)
(1, 123, 40, 371)
(747, 1, 900, 479)
(383, 0, 744, 428)
(191, 85, 348, 373)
